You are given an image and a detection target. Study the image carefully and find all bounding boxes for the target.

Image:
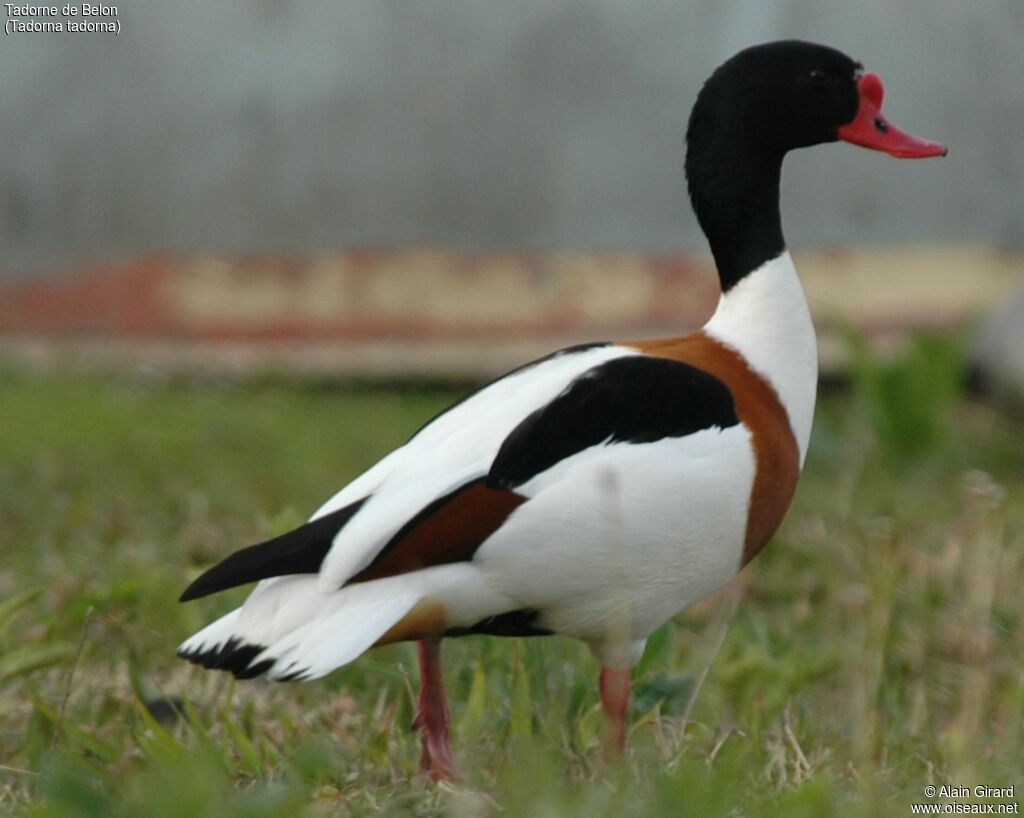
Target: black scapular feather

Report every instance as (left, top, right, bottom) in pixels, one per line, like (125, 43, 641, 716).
(488, 356, 739, 490)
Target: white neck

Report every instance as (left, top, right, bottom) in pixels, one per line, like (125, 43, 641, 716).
(703, 252, 817, 465)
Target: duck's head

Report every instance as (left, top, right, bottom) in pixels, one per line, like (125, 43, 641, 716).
(686, 40, 946, 291)
(687, 40, 947, 161)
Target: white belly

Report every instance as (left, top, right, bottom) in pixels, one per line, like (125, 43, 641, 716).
(472, 424, 755, 652)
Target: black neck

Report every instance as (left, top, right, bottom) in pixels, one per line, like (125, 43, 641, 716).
(685, 141, 786, 292)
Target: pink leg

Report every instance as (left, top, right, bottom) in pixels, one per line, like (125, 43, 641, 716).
(412, 638, 461, 781)
(599, 666, 631, 759)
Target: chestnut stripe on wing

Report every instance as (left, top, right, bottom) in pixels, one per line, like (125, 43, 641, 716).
(348, 479, 527, 584)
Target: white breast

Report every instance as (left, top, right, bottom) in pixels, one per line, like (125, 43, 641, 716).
(702, 251, 818, 464)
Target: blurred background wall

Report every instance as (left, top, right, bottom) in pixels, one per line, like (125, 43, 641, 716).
(1, 0, 1022, 279)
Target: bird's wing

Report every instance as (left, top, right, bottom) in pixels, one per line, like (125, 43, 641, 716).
(180, 342, 634, 601)
(325, 353, 742, 591)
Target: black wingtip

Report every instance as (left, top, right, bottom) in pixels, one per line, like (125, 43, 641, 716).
(178, 580, 209, 603)
(176, 497, 368, 604)
(179, 563, 240, 601)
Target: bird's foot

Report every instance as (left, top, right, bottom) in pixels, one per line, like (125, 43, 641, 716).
(413, 711, 462, 782)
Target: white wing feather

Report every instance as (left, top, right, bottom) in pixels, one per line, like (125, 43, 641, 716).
(313, 344, 635, 590)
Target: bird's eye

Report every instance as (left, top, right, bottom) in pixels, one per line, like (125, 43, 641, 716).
(809, 69, 827, 82)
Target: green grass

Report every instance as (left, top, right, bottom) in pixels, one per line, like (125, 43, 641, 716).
(1, 339, 1022, 817)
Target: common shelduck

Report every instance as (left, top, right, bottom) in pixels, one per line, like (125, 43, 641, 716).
(178, 40, 946, 780)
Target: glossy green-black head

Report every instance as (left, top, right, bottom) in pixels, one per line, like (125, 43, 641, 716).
(685, 40, 946, 291)
(688, 40, 865, 157)
(688, 39, 948, 170)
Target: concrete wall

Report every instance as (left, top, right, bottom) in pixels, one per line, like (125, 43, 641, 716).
(1, 1, 1021, 278)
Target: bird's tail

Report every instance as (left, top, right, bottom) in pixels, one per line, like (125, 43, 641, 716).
(177, 574, 420, 681)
